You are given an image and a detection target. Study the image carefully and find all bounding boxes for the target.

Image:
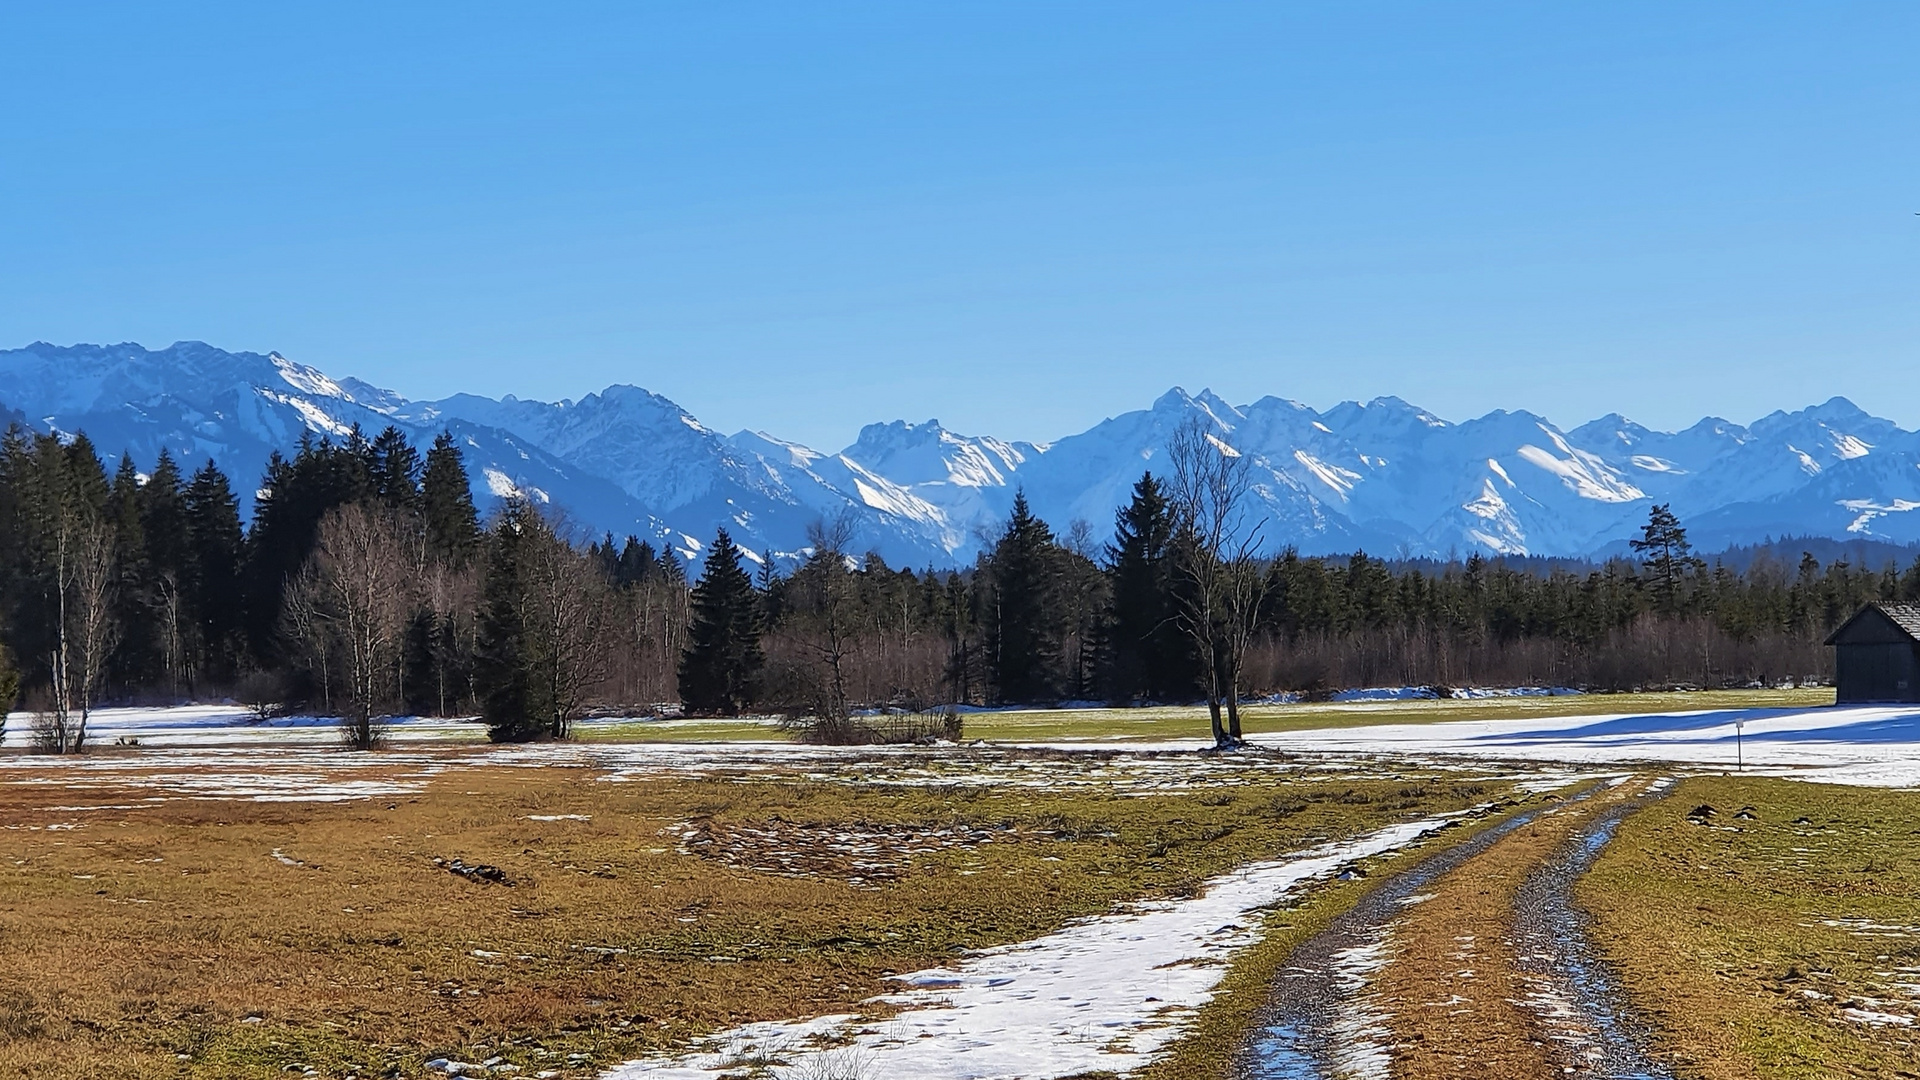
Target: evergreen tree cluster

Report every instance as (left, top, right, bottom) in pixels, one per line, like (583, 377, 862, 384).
(0, 428, 247, 718)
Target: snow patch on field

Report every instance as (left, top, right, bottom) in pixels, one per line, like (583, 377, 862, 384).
(0, 705, 481, 748)
(602, 818, 1449, 1080)
(1256, 704, 1920, 789)
(10, 702, 1920, 798)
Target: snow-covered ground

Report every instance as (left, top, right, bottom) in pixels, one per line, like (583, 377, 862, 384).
(5, 700, 1917, 790)
(1251, 703, 1920, 788)
(0, 705, 482, 747)
(600, 816, 1454, 1080)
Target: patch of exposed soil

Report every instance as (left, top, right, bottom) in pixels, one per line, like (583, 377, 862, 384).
(663, 818, 1032, 885)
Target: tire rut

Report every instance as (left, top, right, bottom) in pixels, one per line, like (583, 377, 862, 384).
(1507, 792, 1675, 1079)
(1234, 778, 1674, 1080)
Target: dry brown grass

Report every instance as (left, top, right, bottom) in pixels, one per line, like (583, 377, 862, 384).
(1583, 776, 1920, 1079)
(0, 749, 1506, 1079)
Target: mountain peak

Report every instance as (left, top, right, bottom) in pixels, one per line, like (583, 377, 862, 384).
(1322, 394, 1449, 434)
(1147, 386, 1243, 428)
(1150, 386, 1197, 411)
(1808, 395, 1870, 421)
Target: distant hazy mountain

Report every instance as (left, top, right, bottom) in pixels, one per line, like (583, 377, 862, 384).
(4, 339, 1918, 566)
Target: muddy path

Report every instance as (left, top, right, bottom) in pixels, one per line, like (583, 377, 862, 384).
(1234, 778, 1674, 1080)
(1507, 797, 1674, 1079)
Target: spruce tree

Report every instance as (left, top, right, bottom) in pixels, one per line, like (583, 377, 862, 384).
(678, 529, 763, 715)
(0, 637, 18, 720)
(368, 426, 422, 512)
(63, 434, 110, 515)
(106, 455, 153, 694)
(422, 432, 481, 566)
(614, 536, 657, 587)
(1105, 472, 1196, 702)
(140, 450, 190, 695)
(476, 500, 542, 741)
(985, 491, 1063, 703)
(183, 460, 246, 686)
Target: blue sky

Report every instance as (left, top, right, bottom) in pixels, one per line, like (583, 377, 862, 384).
(4, 3, 1917, 449)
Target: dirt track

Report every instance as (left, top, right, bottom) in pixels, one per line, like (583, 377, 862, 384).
(1237, 778, 1674, 1080)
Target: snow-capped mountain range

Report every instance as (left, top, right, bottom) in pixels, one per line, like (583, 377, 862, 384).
(5, 340, 1920, 566)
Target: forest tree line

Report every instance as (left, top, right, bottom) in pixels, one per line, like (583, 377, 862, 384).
(0, 420, 1894, 750)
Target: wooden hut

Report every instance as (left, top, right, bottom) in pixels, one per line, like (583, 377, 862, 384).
(1825, 602, 1920, 704)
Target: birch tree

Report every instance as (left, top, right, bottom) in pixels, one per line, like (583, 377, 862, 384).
(308, 503, 413, 749)
(67, 513, 118, 750)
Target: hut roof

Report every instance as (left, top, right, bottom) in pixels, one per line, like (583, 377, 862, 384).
(1824, 602, 1920, 646)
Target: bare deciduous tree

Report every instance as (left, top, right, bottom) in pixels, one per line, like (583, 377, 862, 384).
(36, 515, 76, 753)
(307, 503, 414, 749)
(1166, 417, 1269, 748)
(420, 559, 479, 717)
(522, 522, 611, 738)
(68, 514, 118, 751)
(281, 562, 334, 714)
(156, 569, 185, 700)
(788, 514, 859, 721)
(34, 505, 117, 753)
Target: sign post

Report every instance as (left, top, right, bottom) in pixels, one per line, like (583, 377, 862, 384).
(1735, 719, 1745, 771)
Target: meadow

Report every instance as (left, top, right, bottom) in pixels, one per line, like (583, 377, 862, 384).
(0, 744, 1511, 1079)
(4, 687, 1916, 1079)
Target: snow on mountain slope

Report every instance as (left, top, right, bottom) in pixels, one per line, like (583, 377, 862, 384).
(409, 386, 761, 514)
(1681, 429, 1920, 549)
(1559, 398, 1910, 541)
(6, 340, 1919, 564)
(400, 386, 959, 565)
(831, 420, 1042, 549)
(1012, 389, 1396, 555)
(0, 342, 661, 544)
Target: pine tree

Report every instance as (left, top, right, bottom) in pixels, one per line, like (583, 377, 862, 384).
(422, 432, 480, 566)
(986, 491, 1063, 703)
(678, 529, 764, 715)
(1631, 503, 1701, 614)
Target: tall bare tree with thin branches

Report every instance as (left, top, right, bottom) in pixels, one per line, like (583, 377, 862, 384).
(789, 514, 860, 721)
(1166, 417, 1269, 748)
(32, 494, 117, 753)
(281, 563, 334, 713)
(521, 516, 613, 739)
(307, 503, 414, 749)
(67, 513, 118, 751)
